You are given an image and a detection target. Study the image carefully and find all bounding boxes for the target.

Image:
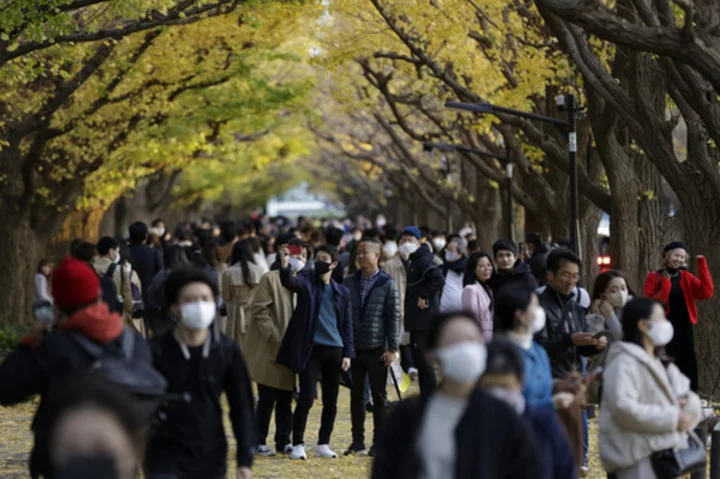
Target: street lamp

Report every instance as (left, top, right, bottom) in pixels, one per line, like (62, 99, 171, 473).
(446, 95, 581, 256)
(423, 142, 514, 241)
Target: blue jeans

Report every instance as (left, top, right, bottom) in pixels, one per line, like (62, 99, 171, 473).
(364, 376, 371, 403)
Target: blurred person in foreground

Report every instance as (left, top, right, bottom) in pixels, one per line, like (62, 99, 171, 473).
(0, 257, 151, 479)
(372, 312, 541, 478)
(47, 375, 146, 479)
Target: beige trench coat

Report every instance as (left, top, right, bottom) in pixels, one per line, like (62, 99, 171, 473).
(93, 257, 146, 337)
(246, 270, 296, 391)
(222, 261, 263, 348)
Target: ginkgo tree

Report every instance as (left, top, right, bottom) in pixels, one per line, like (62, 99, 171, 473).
(0, 0, 319, 323)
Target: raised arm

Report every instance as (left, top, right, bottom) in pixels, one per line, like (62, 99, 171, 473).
(688, 256, 714, 301)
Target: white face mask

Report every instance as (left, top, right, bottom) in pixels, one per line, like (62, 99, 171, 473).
(157, 227, 166, 237)
(435, 342, 487, 384)
(112, 249, 121, 264)
(433, 238, 447, 252)
(399, 242, 419, 256)
(531, 307, 546, 334)
(383, 241, 398, 259)
(606, 290, 629, 309)
(487, 387, 526, 415)
(288, 257, 306, 273)
(644, 320, 674, 346)
(180, 301, 216, 330)
(445, 251, 460, 262)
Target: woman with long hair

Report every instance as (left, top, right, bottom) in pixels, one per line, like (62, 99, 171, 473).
(587, 270, 631, 342)
(35, 259, 54, 304)
(461, 252, 494, 341)
(222, 239, 264, 347)
(643, 242, 714, 391)
(600, 298, 701, 478)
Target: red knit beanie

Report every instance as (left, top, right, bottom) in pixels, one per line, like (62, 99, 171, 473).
(52, 256, 100, 311)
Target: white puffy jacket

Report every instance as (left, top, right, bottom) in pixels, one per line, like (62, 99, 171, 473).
(599, 341, 702, 472)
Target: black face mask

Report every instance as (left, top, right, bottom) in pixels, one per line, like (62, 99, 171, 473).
(315, 260, 333, 276)
(56, 455, 118, 479)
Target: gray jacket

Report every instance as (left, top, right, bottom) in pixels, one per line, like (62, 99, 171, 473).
(344, 269, 400, 352)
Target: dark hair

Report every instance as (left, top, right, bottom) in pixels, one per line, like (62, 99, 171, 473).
(97, 236, 119, 256)
(220, 221, 238, 243)
(310, 230, 325, 245)
(546, 248, 582, 274)
(152, 218, 164, 227)
(427, 311, 481, 350)
(129, 222, 148, 244)
(231, 239, 256, 280)
(484, 337, 525, 382)
(70, 238, 84, 256)
(118, 242, 131, 268)
(493, 286, 534, 333)
(315, 244, 339, 263)
(526, 233, 542, 249)
(37, 259, 53, 275)
(463, 252, 493, 287)
(621, 297, 661, 348)
(363, 228, 381, 240)
(194, 228, 212, 249)
(163, 245, 189, 270)
(591, 270, 634, 300)
(46, 375, 146, 460)
(73, 242, 97, 263)
(164, 265, 219, 305)
(325, 227, 344, 248)
(466, 239, 480, 254)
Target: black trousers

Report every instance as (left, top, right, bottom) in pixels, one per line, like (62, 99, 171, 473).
(410, 331, 436, 395)
(293, 345, 343, 446)
(255, 383, 293, 449)
(350, 347, 388, 446)
(399, 343, 415, 372)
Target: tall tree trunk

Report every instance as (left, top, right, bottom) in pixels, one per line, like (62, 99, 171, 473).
(0, 209, 44, 325)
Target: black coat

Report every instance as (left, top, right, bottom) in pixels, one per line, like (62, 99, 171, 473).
(276, 267, 355, 373)
(404, 244, 445, 332)
(489, 261, 539, 293)
(534, 286, 600, 379)
(147, 329, 255, 478)
(0, 309, 149, 479)
(344, 270, 400, 352)
(372, 389, 542, 479)
(129, 243, 163, 302)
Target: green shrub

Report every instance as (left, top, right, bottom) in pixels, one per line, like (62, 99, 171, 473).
(0, 325, 29, 359)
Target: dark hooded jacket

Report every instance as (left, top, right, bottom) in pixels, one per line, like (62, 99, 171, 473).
(0, 303, 149, 479)
(403, 244, 445, 332)
(528, 244, 553, 287)
(489, 261, 538, 293)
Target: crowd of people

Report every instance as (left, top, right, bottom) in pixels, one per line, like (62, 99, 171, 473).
(1, 214, 716, 479)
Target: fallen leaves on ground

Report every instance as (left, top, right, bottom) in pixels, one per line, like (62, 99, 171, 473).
(0, 388, 613, 478)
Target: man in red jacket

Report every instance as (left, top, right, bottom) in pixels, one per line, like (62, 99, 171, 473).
(644, 241, 714, 391)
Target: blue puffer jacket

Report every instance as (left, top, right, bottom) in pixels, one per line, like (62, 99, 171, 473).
(344, 270, 400, 352)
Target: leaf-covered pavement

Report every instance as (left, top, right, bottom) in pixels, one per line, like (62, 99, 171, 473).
(0, 389, 612, 478)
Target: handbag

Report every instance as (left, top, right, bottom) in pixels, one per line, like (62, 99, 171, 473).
(651, 431, 706, 479)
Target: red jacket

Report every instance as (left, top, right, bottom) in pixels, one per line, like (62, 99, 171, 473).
(643, 256, 714, 324)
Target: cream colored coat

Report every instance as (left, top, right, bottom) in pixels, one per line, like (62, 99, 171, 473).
(222, 261, 264, 347)
(246, 271, 296, 391)
(383, 255, 407, 342)
(599, 341, 702, 473)
(93, 257, 145, 337)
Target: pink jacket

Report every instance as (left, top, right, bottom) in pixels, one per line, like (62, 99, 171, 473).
(462, 283, 493, 342)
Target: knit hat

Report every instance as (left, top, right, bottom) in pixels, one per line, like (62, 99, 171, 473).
(493, 239, 518, 257)
(52, 256, 101, 312)
(663, 241, 688, 254)
(401, 226, 422, 240)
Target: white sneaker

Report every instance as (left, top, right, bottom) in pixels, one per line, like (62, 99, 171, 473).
(255, 445, 276, 457)
(316, 444, 338, 458)
(408, 368, 419, 381)
(290, 444, 307, 460)
(283, 444, 294, 454)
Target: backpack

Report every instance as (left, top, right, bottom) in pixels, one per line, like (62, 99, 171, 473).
(68, 329, 167, 421)
(100, 263, 123, 315)
(121, 265, 145, 319)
